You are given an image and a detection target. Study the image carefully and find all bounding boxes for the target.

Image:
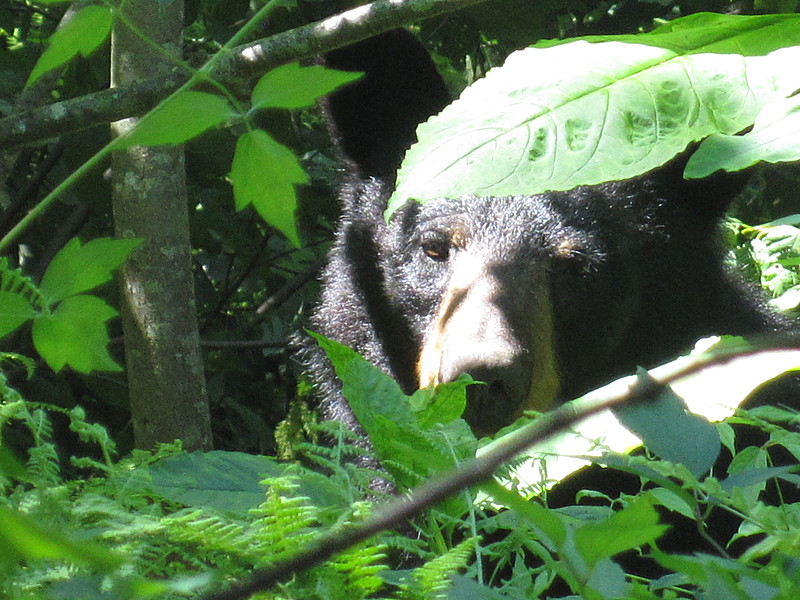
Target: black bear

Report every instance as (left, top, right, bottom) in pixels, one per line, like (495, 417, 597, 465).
(303, 29, 792, 442)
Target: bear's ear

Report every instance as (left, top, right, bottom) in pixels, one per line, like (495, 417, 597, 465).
(322, 29, 451, 179)
(649, 149, 750, 225)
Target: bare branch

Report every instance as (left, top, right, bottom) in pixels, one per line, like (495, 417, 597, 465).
(199, 341, 799, 600)
(0, 0, 490, 150)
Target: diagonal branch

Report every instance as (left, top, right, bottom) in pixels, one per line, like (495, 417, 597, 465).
(0, 0, 490, 151)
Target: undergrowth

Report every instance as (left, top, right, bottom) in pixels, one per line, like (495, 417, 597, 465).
(1, 220, 800, 599)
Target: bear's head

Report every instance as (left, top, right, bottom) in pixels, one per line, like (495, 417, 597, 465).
(309, 29, 787, 437)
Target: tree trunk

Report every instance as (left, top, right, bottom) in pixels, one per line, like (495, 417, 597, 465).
(110, 0, 212, 451)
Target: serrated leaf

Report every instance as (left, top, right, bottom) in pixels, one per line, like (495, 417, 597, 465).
(32, 295, 120, 373)
(40, 237, 141, 304)
(574, 494, 668, 567)
(252, 63, 362, 110)
(686, 94, 800, 178)
(27, 6, 113, 86)
(310, 333, 477, 493)
(229, 129, 306, 246)
(119, 91, 235, 147)
(409, 375, 470, 428)
(389, 41, 800, 215)
(0, 291, 37, 338)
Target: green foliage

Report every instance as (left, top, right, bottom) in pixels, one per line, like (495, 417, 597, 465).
(251, 62, 363, 110)
(727, 216, 800, 312)
(118, 91, 236, 148)
(26, 4, 113, 86)
(613, 369, 720, 478)
(4, 2, 800, 599)
(311, 333, 477, 495)
(229, 129, 308, 247)
(0, 374, 484, 600)
(390, 13, 800, 213)
(686, 92, 800, 178)
(0, 237, 139, 373)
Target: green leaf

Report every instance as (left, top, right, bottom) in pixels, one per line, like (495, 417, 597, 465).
(389, 40, 800, 215)
(39, 237, 141, 304)
(119, 91, 235, 147)
(574, 494, 668, 567)
(0, 291, 37, 338)
(0, 504, 120, 572)
(613, 368, 720, 477)
(252, 63, 362, 110)
(539, 12, 800, 56)
(409, 375, 470, 428)
(149, 451, 349, 515)
(481, 479, 566, 549)
(686, 93, 800, 178)
(32, 295, 121, 373)
(229, 129, 307, 246)
(26, 5, 113, 86)
(310, 333, 477, 491)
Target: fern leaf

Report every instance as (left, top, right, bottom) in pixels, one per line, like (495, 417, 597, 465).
(329, 542, 387, 597)
(251, 478, 319, 564)
(404, 536, 479, 600)
(0, 258, 47, 308)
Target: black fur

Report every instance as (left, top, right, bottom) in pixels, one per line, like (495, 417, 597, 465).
(303, 30, 791, 439)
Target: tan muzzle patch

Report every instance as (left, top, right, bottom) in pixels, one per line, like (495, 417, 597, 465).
(417, 259, 560, 418)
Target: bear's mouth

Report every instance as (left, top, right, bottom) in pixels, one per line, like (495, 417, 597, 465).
(463, 379, 522, 436)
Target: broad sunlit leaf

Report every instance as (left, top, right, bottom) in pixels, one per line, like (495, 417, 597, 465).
(390, 41, 800, 215)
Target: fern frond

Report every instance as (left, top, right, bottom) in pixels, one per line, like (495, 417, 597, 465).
(163, 509, 250, 556)
(68, 406, 117, 466)
(0, 353, 35, 380)
(403, 536, 479, 600)
(330, 541, 387, 597)
(0, 258, 48, 309)
(251, 478, 319, 564)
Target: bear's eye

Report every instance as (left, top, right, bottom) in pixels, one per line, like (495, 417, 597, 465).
(421, 235, 451, 262)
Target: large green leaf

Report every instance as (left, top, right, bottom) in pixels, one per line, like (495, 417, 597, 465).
(686, 93, 800, 178)
(251, 63, 362, 110)
(574, 494, 668, 567)
(39, 237, 140, 304)
(0, 291, 37, 338)
(539, 12, 800, 56)
(229, 129, 307, 247)
(148, 451, 350, 515)
(389, 39, 800, 214)
(118, 91, 235, 147)
(26, 5, 113, 86)
(32, 295, 120, 373)
(310, 333, 476, 493)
